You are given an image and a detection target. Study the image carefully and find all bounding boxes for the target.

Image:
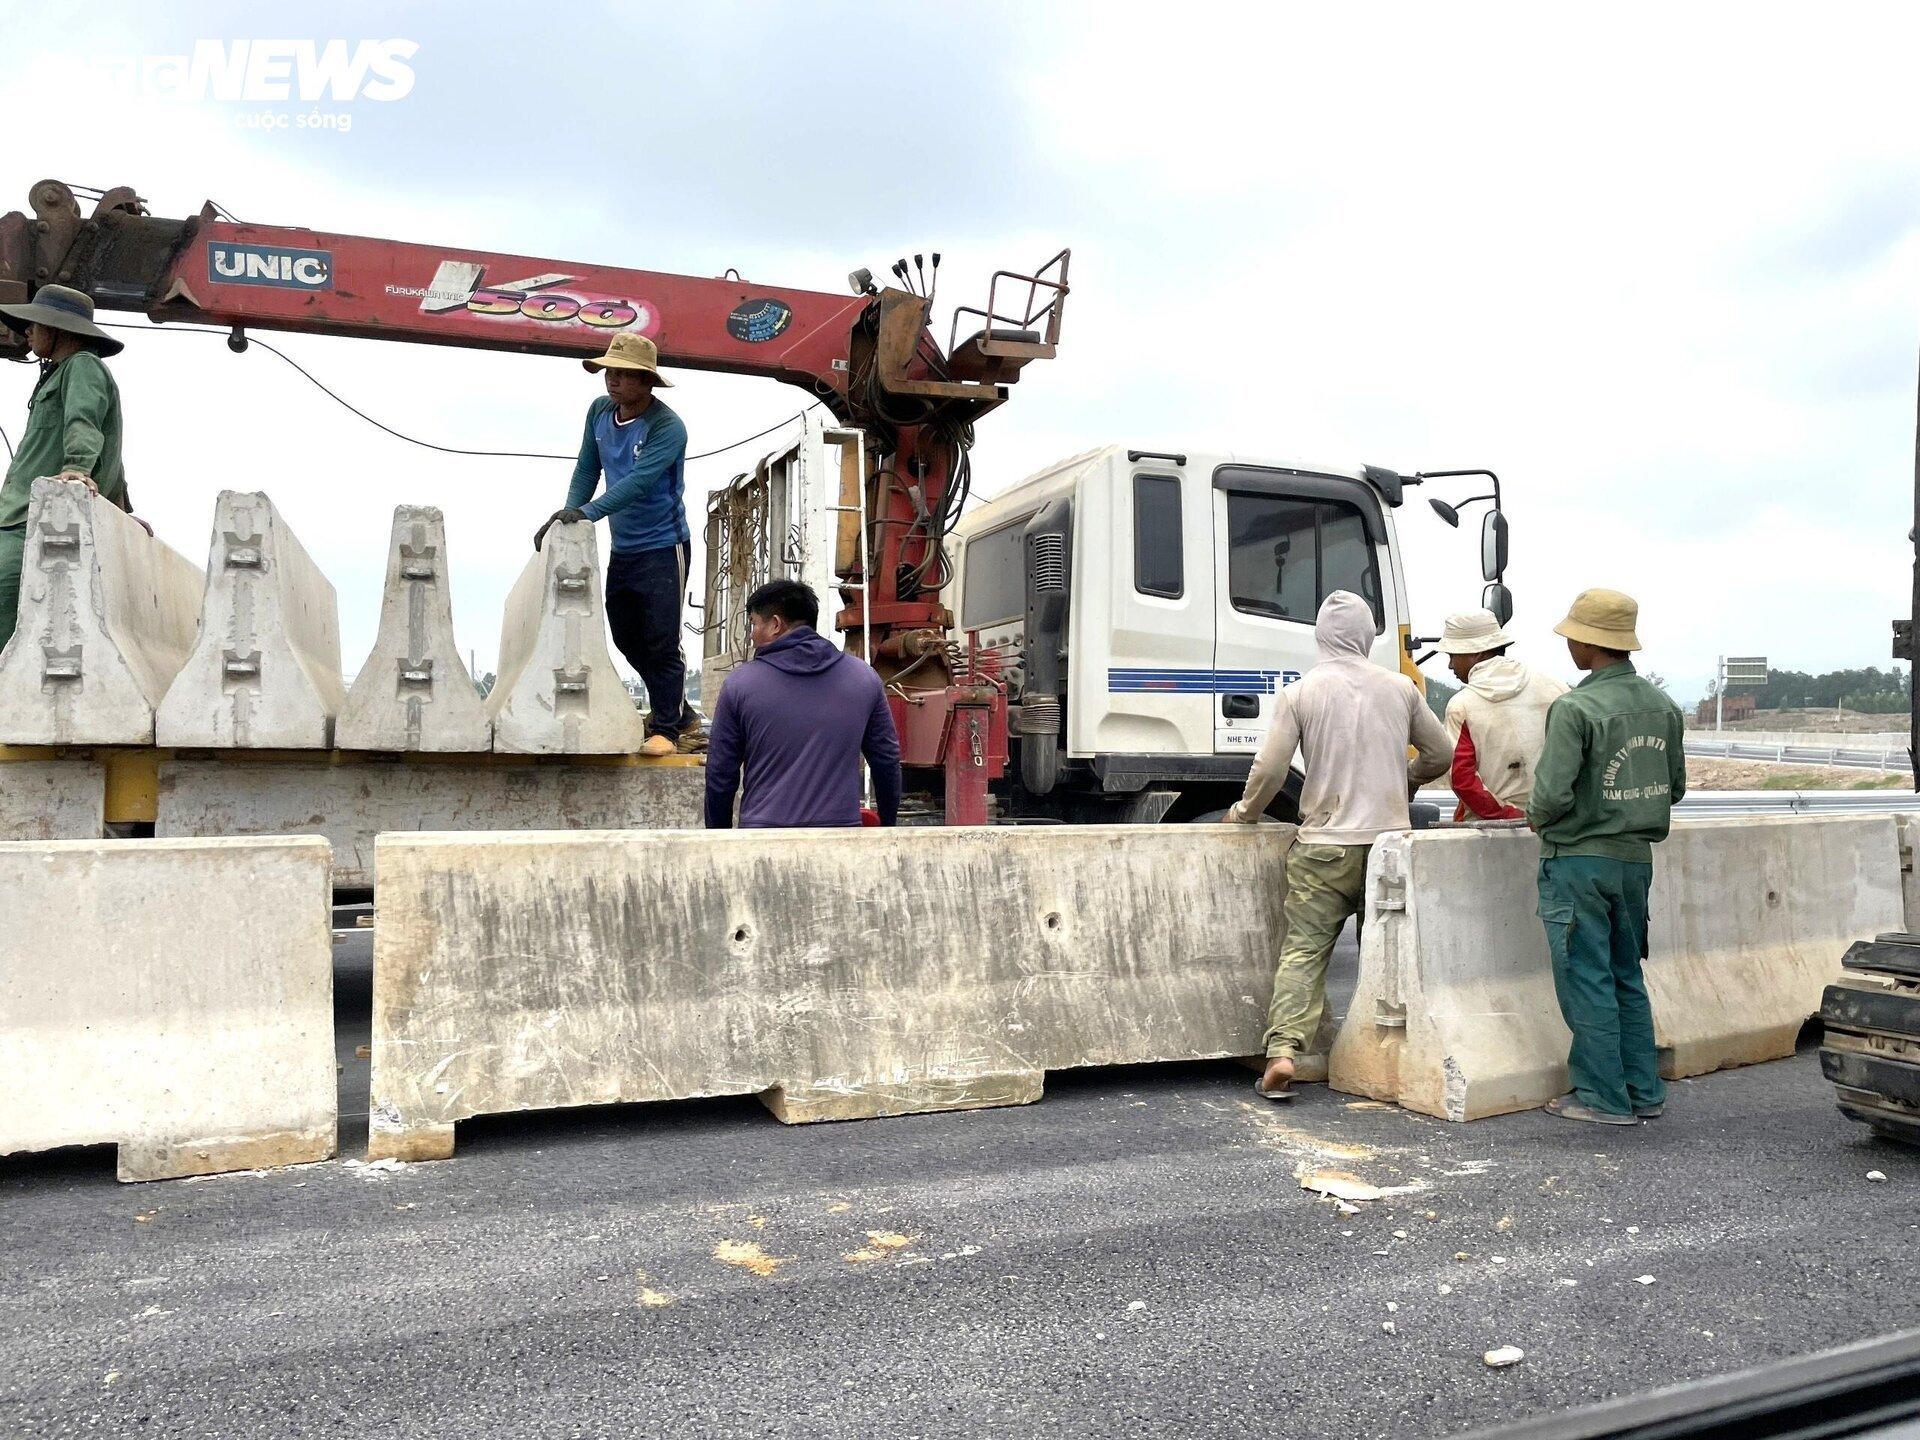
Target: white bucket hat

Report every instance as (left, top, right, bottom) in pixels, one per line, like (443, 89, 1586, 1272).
(1438, 608, 1513, 655)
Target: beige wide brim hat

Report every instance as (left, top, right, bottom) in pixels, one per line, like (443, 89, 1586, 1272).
(0, 283, 125, 356)
(583, 331, 672, 385)
(1554, 587, 1642, 651)
(1438, 608, 1513, 655)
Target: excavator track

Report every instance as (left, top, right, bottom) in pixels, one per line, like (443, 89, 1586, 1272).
(1821, 933, 1920, 1146)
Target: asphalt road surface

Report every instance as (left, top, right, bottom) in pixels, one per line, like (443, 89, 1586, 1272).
(5, 932, 1917, 1438)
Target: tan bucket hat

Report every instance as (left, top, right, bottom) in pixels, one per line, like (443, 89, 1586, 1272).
(1554, 588, 1641, 651)
(1438, 608, 1513, 655)
(583, 331, 672, 385)
(0, 283, 125, 356)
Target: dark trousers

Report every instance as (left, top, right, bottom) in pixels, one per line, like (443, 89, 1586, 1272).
(605, 542, 692, 739)
(1537, 856, 1666, 1117)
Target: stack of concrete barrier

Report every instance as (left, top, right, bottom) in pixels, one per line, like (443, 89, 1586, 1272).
(0, 835, 337, 1180)
(486, 520, 645, 755)
(1329, 815, 1904, 1121)
(156, 490, 347, 748)
(336, 505, 490, 752)
(367, 824, 1293, 1160)
(0, 478, 204, 745)
(155, 760, 704, 887)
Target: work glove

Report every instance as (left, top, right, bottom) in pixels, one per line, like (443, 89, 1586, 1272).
(534, 507, 586, 551)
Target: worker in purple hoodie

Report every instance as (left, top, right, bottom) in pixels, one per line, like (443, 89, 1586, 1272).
(704, 578, 902, 829)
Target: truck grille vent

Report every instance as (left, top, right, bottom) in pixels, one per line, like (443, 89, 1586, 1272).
(1031, 534, 1067, 592)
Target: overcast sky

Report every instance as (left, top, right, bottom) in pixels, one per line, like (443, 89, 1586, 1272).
(3, 1, 1916, 705)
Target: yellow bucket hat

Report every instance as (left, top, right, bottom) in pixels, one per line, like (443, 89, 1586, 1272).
(583, 332, 672, 385)
(1553, 588, 1641, 652)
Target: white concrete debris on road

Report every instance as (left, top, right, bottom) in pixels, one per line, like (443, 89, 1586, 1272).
(1635, 1275, 1657, 1285)
(1867, 1170, 1888, 1182)
(1483, 1346, 1525, 1368)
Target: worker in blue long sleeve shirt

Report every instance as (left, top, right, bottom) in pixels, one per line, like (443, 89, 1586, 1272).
(536, 332, 695, 758)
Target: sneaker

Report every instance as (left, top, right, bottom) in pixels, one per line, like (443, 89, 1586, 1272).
(639, 734, 676, 759)
(1544, 1095, 1638, 1127)
(1634, 1103, 1664, 1119)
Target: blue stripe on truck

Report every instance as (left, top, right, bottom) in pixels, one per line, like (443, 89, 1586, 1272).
(1107, 667, 1302, 694)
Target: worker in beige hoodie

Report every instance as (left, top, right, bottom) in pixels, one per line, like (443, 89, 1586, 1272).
(1225, 590, 1452, 1099)
(1438, 608, 1568, 821)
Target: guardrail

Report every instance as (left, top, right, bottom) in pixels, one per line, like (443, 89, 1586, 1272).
(1420, 788, 1920, 817)
(1685, 737, 1907, 772)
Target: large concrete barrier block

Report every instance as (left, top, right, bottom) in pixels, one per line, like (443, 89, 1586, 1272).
(0, 478, 203, 744)
(0, 835, 336, 1180)
(337, 506, 491, 753)
(156, 491, 346, 749)
(369, 825, 1291, 1159)
(1898, 815, 1918, 932)
(486, 521, 645, 755)
(0, 756, 104, 839)
(1330, 815, 1903, 1120)
(156, 757, 704, 887)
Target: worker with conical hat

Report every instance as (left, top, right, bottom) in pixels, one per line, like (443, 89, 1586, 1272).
(1526, 588, 1687, 1126)
(1437, 606, 1567, 822)
(0, 284, 135, 653)
(536, 332, 697, 758)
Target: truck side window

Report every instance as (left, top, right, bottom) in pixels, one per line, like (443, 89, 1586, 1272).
(1133, 474, 1183, 598)
(1226, 492, 1382, 626)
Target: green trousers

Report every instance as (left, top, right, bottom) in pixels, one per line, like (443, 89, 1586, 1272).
(1537, 855, 1665, 1117)
(0, 524, 23, 655)
(1265, 841, 1370, 1059)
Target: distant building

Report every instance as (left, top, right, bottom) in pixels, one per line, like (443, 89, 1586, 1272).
(1694, 692, 1754, 725)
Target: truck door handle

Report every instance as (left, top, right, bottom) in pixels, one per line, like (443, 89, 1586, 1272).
(1221, 693, 1260, 719)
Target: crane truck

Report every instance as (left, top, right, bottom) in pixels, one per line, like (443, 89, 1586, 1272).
(2, 178, 1509, 839)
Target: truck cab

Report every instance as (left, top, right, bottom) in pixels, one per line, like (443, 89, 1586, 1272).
(947, 446, 1428, 822)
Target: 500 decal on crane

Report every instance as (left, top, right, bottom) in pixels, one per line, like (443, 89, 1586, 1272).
(388, 260, 660, 335)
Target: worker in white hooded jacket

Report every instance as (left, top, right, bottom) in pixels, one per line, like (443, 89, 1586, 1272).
(1438, 608, 1568, 822)
(1225, 590, 1452, 1100)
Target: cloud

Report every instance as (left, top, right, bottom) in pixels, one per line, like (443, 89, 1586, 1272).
(3, 0, 1918, 711)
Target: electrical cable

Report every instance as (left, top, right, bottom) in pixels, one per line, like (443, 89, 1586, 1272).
(92, 319, 817, 463)
(0, 419, 12, 460)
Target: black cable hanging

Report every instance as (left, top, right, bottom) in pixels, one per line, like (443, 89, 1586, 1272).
(82, 320, 819, 464)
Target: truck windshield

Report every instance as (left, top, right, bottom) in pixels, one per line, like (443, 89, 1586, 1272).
(1225, 492, 1381, 626)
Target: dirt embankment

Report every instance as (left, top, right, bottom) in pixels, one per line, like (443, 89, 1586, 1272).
(1720, 709, 1906, 734)
(1684, 756, 1907, 790)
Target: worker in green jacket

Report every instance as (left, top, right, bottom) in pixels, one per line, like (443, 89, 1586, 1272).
(0, 284, 133, 653)
(1526, 588, 1687, 1126)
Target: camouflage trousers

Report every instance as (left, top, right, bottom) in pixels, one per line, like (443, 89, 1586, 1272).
(1264, 841, 1371, 1059)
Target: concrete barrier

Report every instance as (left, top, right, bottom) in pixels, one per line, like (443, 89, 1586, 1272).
(1330, 815, 1903, 1120)
(0, 835, 336, 1180)
(486, 521, 645, 755)
(0, 756, 104, 839)
(0, 478, 203, 744)
(157, 758, 704, 887)
(1899, 815, 1919, 932)
(156, 491, 347, 749)
(337, 506, 491, 753)
(368, 824, 1292, 1160)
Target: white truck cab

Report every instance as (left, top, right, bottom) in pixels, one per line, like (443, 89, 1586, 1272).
(947, 445, 1471, 822)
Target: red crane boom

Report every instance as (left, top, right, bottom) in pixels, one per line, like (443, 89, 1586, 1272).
(0, 179, 1070, 821)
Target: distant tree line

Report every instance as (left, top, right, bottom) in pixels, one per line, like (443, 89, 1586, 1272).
(1717, 666, 1913, 715)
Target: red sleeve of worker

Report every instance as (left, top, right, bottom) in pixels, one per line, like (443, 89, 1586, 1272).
(1451, 721, 1523, 821)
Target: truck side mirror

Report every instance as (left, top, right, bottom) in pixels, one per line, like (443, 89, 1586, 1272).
(1481, 510, 1508, 583)
(1482, 581, 1513, 625)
